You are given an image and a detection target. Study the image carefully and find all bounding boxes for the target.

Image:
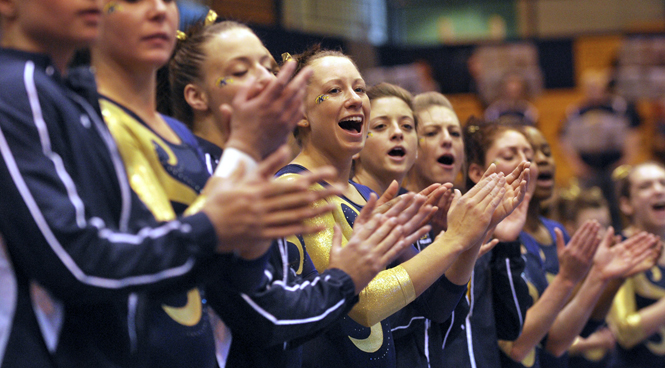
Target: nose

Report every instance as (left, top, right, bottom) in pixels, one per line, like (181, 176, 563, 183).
(148, 0, 168, 21)
(255, 66, 276, 90)
(655, 181, 665, 193)
(345, 89, 363, 110)
(440, 129, 452, 148)
(390, 122, 404, 142)
(534, 149, 548, 166)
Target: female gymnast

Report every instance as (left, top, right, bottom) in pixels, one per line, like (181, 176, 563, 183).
(608, 162, 665, 368)
(282, 45, 529, 368)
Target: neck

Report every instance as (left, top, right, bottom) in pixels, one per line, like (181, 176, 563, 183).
(633, 221, 665, 239)
(403, 167, 429, 193)
(524, 196, 543, 233)
(293, 143, 353, 185)
(1, 27, 75, 72)
(92, 51, 157, 118)
(353, 165, 400, 195)
(193, 114, 228, 149)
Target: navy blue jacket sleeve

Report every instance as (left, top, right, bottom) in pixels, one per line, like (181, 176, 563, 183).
(0, 56, 263, 303)
(206, 241, 358, 348)
(491, 240, 531, 341)
(390, 273, 467, 333)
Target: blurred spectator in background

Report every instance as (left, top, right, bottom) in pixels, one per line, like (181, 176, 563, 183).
(559, 69, 641, 231)
(484, 71, 539, 126)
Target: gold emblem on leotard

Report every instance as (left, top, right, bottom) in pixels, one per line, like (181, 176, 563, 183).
(349, 322, 384, 353)
(162, 288, 203, 326)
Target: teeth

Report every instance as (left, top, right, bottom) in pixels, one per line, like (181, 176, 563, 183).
(341, 116, 362, 123)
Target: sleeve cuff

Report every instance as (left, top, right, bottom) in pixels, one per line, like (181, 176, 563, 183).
(181, 211, 218, 257)
(492, 240, 522, 261)
(214, 147, 258, 178)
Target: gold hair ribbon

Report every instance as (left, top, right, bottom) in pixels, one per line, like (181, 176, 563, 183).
(176, 30, 187, 41)
(467, 125, 480, 134)
(612, 164, 632, 181)
(281, 53, 293, 63)
(315, 94, 329, 104)
(103, 2, 123, 14)
(204, 10, 219, 26)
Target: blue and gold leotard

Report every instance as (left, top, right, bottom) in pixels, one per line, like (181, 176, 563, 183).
(100, 97, 217, 368)
(609, 263, 665, 368)
(277, 164, 416, 368)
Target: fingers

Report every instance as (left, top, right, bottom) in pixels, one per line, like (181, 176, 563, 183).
(353, 213, 388, 241)
(356, 192, 378, 226)
(478, 238, 500, 258)
(265, 62, 313, 105)
(400, 225, 432, 249)
(476, 174, 505, 211)
(382, 193, 414, 219)
(555, 227, 566, 255)
(376, 181, 400, 207)
(506, 161, 530, 187)
(261, 59, 297, 100)
(262, 201, 336, 226)
(449, 188, 462, 212)
(419, 183, 441, 198)
(599, 226, 616, 249)
(253, 145, 292, 180)
(480, 163, 497, 181)
(436, 184, 455, 209)
(399, 202, 435, 235)
(330, 224, 342, 254)
(395, 194, 427, 222)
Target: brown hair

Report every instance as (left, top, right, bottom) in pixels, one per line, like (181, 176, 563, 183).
(367, 82, 415, 126)
(463, 117, 526, 190)
(412, 92, 453, 114)
(291, 44, 356, 79)
(368, 82, 413, 107)
(163, 21, 252, 128)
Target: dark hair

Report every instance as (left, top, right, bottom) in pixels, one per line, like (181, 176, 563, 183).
(161, 20, 252, 128)
(462, 117, 526, 190)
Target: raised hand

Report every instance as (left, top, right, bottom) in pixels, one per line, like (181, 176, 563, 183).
(203, 146, 342, 259)
(224, 60, 313, 161)
(557, 221, 601, 284)
(493, 192, 532, 242)
(443, 173, 507, 250)
(425, 183, 455, 235)
(591, 228, 660, 281)
(488, 161, 530, 229)
(329, 214, 408, 294)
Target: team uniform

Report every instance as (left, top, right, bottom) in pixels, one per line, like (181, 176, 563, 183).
(0, 48, 267, 368)
(504, 218, 602, 368)
(441, 240, 530, 368)
(100, 97, 218, 368)
(391, 226, 468, 368)
(280, 164, 406, 368)
(191, 149, 360, 368)
(608, 264, 665, 368)
(276, 166, 465, 368)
